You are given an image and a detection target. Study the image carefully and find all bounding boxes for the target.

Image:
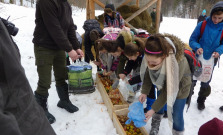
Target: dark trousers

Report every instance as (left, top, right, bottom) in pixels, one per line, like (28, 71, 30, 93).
(34, 45, 67, 96)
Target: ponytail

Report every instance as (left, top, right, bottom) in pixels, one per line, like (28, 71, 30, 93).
(124, 37, 144, 56)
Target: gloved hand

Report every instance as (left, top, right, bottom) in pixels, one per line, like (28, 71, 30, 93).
(112, 79, 120, 89)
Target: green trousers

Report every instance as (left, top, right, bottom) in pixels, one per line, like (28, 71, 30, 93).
(34, 45, 67, 96)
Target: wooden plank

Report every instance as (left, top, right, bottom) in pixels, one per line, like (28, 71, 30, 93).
(93, 0, 105, 8)
(136, 0, 140, 8)
(113, 108, 149, 135)
(96, 74, 129, 119)
(125, 0, 157, 23)
(118, 0, 133, 8)
(89, 0, 95, 19)
(86, 0, 90, 20)
(156, 0, 162, 33)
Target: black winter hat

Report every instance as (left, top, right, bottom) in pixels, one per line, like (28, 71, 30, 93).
(105, 4, 115, 11)
(210, 1, 223, 17)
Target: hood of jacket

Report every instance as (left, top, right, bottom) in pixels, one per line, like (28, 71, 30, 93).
(163, 33, 185, 62)
(210, 1, 223, 17)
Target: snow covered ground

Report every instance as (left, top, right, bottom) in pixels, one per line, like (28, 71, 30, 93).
(1, 2, 223, 135)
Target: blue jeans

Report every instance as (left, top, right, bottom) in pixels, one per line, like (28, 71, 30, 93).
(157, 98, 186, 131)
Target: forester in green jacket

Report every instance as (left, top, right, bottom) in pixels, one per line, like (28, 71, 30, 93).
(33, 0, 84, 124)
(139, 34, 191, 135)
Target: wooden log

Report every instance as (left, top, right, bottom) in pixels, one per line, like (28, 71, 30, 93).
(136, 0, 139, 7)
(93, 0, 105, 8)
(89, 0, 95, 19)
(96, 74, 129, 119)
(156, 0, 162, 33)
(125, 0, 157, 23)
(113, 108, 149, 135)
(86, 0, 90, 20)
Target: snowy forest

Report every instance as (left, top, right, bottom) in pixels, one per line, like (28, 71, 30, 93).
(1, 0, 222, 19)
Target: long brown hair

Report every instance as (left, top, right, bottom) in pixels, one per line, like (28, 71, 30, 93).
(144, 34, 174, 57)
(124, 38, 145, 56)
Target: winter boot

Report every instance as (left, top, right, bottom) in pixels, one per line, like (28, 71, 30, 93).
(34, 92, 56, 124)
(197, 96, 206, 110)
(56, 84, 79, 113)
(219, 106, 223, 111)
(197, 86, 211, 110)
(172, 129, 184, 135)
(150, 113, 163, 135)
(163, 111, 168, 118)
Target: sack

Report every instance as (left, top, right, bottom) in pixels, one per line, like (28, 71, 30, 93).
(125, 102, 146, 128)
(68, 61, 95, 94)
(184, 49, 202, 77)
(193, 55, 214, 83)
(83, 19, 100, 32)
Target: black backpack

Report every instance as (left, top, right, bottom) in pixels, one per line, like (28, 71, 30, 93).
(83, 19, 100, 32)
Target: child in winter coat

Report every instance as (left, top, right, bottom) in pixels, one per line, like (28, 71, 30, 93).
(139, 34, 191, 135)
(119, 38, 146, 103)
(95, 39, 119, 78)
(189, 1, 223, 110)
(104, 4, 125, 29)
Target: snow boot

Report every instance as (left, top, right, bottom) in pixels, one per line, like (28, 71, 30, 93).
(34, 92, 56, 124)
(172, 129, 184, 135)
(219, 106, 223, 111)
(197, 86, 211, 110)
(197, 96, 206, 110)
(163, 111, 168, 118)
(150, 113, 163, 135)
(56, 84, 79, 113)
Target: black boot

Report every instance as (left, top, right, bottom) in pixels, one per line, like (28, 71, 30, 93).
(34, 92, 56, 124)
(56, 84, 79, 113)
(219, 106, 223, 111)
(197, 96, 206, 110)
(163, 111, 168, 118)
(197, 86, 211, 110)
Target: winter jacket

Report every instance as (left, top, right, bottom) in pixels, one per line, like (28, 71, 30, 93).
(0, 20, 55, 135)
(33, 0, 80, 52)
(84, 29, 104, 61)
(197, 15, 207, 24)
(116, 52, 128, 77)
(141, 34, 191, 112)
(150, 11, 163, 23)
(104, 12, 125, 29)
(100, 53, 119, 71)
(190, 2, 223, 60)
(123, 54, 143, 85)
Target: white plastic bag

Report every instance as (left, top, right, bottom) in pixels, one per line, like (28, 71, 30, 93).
(193, 55, 214, 83)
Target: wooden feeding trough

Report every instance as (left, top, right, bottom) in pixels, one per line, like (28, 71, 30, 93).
(96, 73, 129, 119)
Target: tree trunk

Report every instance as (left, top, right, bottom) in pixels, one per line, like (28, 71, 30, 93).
(20, 0, 23, 6)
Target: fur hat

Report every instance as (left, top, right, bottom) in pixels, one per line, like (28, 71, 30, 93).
(198, 118, 223, 135)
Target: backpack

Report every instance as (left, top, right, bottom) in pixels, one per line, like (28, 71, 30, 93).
(200, 20, 223, 41)
(83, 19, 100, 32)
(184, 49, 202, 77)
